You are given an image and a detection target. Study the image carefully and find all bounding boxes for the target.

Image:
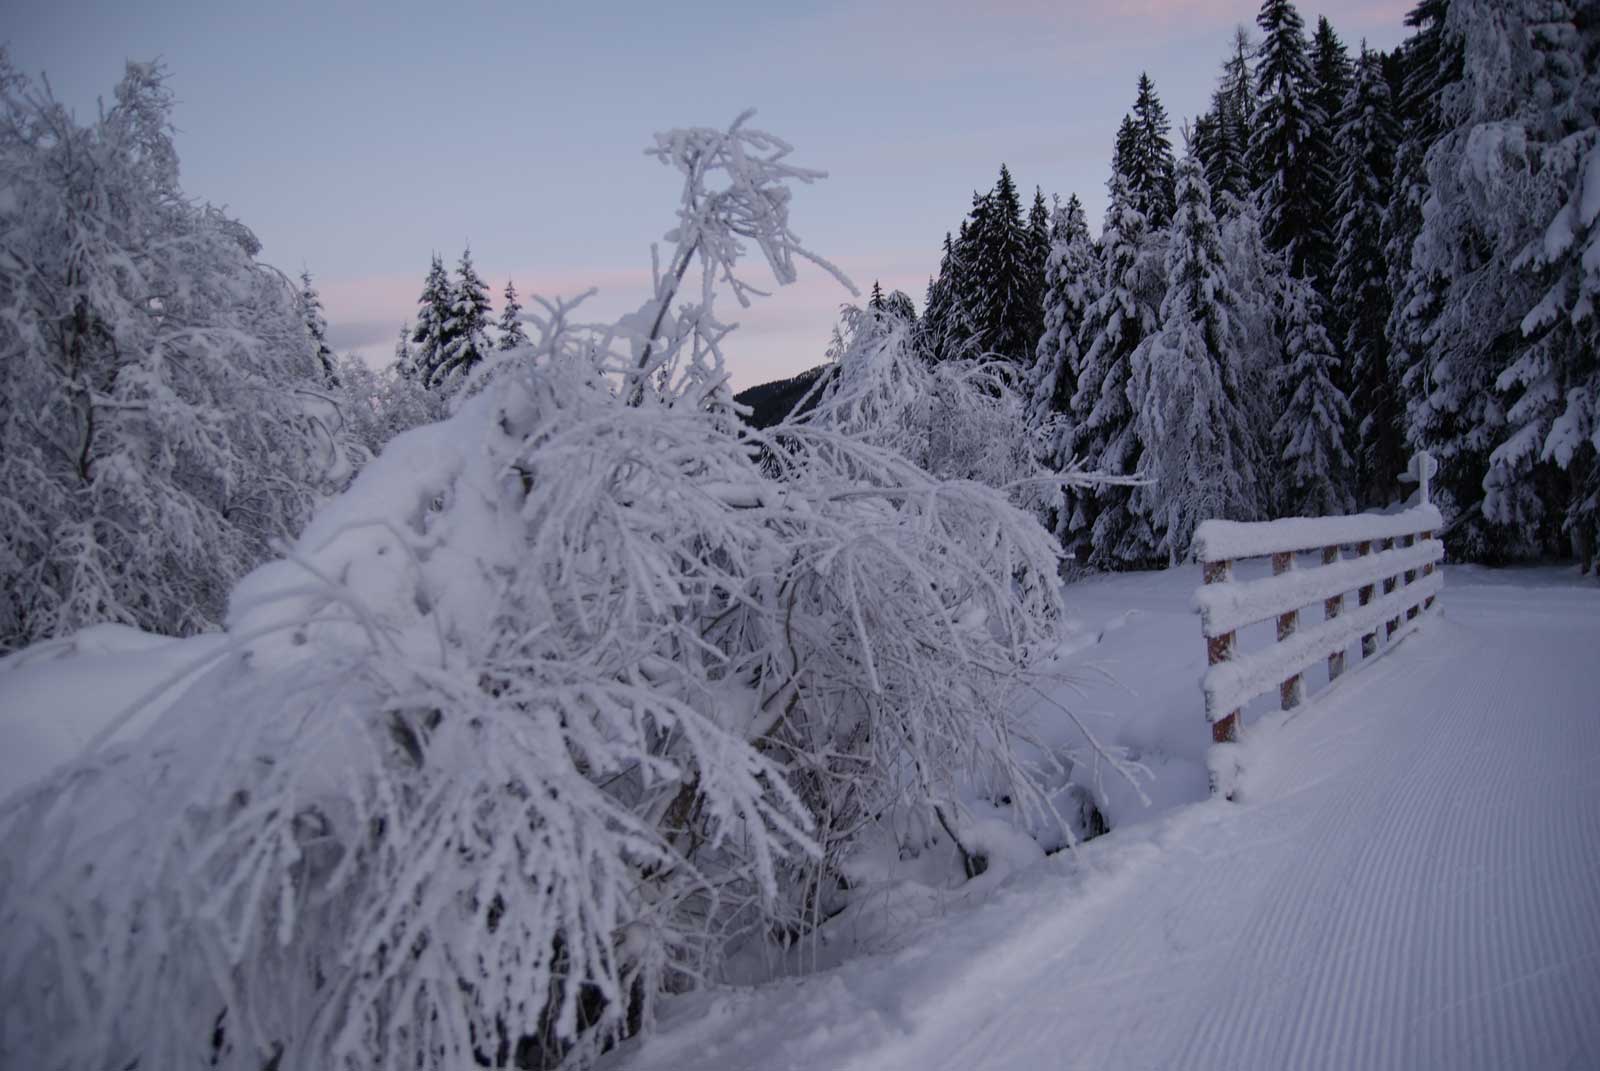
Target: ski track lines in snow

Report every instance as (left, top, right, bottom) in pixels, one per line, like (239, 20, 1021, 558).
(618, 568, 1600, 1071)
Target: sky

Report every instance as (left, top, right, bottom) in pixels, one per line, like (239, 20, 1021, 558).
(5, 0, 1410, 391)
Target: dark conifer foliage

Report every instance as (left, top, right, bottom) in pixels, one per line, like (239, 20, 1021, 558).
(1332, 44, 1402, 506)
(298, 269, 338, 385)
(1251, 0, 1328, 282)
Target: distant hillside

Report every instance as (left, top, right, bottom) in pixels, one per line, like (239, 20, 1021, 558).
(733, 363, 835, 428)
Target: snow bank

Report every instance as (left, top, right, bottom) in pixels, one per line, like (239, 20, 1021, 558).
(0, 626, 225, 800)
(1193, 504, 1443, 562)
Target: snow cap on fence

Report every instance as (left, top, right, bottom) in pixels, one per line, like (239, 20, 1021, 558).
(1192, 504, 1444, 563)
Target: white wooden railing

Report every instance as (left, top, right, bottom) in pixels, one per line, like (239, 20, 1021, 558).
(1192, 455, 1446, 755)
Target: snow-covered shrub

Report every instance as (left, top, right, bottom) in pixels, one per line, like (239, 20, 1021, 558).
(0, 113, 1091, 1071)
(0, 57, 343, 651)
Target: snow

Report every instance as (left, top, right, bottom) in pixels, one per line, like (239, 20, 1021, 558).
(1193, 503, 1443, 562)
(1194, 538, 1443, 635)
(0, 625, 225, 802)
(604, 564, 1600, 1071)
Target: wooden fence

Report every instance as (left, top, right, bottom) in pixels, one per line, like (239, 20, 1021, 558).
(1192, 495, 1445, 749)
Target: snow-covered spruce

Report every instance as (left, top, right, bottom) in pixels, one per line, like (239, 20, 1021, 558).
(1131, 153, 1264, 562)
(0, 113, 1107, 1071)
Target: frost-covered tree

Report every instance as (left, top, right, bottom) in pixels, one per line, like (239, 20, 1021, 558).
(332, 350, 449, 459)
(410, 253, 454, 387)
(1067, 174, 1164, 566)
(1481, 0, 1600, 564)
(1251, 0, 1331, 283)
(0, 112, 1138, 1071)
(0, 59, 340, 651)
(298, 269, 338, 384)
(433, 245, 491, 388)
(1332, 43, 1403, 506)
(920, 232, 967, 362)
(1133, 153, 1264, 560)
(1393, 0, 1595, 561)
(1026, 195, 1098, 540)
(1272, 278, 1355, 516)
(497, 278, 528, 350)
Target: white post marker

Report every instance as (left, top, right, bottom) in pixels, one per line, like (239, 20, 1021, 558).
(1400, 450, 1438, 506)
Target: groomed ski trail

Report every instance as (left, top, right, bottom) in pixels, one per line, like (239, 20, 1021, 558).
(618, 568, 1600, 1071)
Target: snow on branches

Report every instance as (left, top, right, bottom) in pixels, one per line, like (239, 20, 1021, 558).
(0, 113, 1107, 1071)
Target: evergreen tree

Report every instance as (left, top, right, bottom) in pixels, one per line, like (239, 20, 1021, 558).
(1332, 43, 1403, 506)
(394, 323, 416, 377)
(411, 254, 454, 387)
(963, 166, 1038, 366)
(1251, 0, 1330, 283)
(1307, 16, 1353, 290)
(868, 279, 886, 311)
(299, 269, 338, 385)
(1272, 278, 1355, 516)
(1114, 75, 1178, 227)
(1027, 195, 1100, 543)
(881, 288, 917, 325)
(1067, 174, 1163, 566)
(1390, 0, 1597, 561)
(435, 246, 492, 388)
(1027, 187, 1051, 345)
(920, 233, 966, 362)
(1199, 28, 1259, 212)
(497, 279, 528, 351)
(1133, 153, 1264, 560)
(1475, 0, 1599, 563)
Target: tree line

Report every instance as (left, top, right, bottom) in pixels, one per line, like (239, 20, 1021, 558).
(851, 0, 1598, 570)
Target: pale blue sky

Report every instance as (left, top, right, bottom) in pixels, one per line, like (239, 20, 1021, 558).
(5, 0, 1408, 388)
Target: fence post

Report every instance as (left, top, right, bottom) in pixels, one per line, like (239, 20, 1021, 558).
(1273, 552, 1303, 709)
(1421, 529, 1437, 610)
(1322, 545, 1345, 679)
(1357, 539, 1377, 658)
(1404, 533, 1421, 621)
(1382, 537, 1399, 640)
(1205, 559, 1240, 742)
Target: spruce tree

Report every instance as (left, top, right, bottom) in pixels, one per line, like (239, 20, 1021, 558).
(1130, 73, 1178, 227)
(868, 279, 886, 311)
(435, 246, 492, 388)
(1251, 0, 1330, 283)
(1133, 153, 1263, 560)
(1332, 44, 1402, 506)
(298, 269, 338, 385)
(1272, 277, 1355, 517)
(497, 279, 528, 350)
(411, 254, 454, 387)
(964, 166, 1038, 366)
(1307, 16, 1352, 291)
(1198, 30, 1259, 213)
(394, 323, 416, 378)
(1068, 174, 1163, 566)
(920, 233, 965, 362)
(1028, 194, 1100, 543)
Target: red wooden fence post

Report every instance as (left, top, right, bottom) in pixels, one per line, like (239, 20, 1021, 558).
(1404, 533, 1421, 621)
(1323, 545, 1345, 679)
(1357, 540, 1377, 658)
(1274, 551, 1303, 709)
(1421, 529, 1437, 610)
(1204, 559, 1240, 742)
(1382, 537, 1399, 640)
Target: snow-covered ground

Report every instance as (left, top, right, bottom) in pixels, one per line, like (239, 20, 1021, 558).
(609, 563, 1600, 1071)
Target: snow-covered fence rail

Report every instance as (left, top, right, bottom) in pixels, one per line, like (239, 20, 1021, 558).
(1192, 497, 1444, 748)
